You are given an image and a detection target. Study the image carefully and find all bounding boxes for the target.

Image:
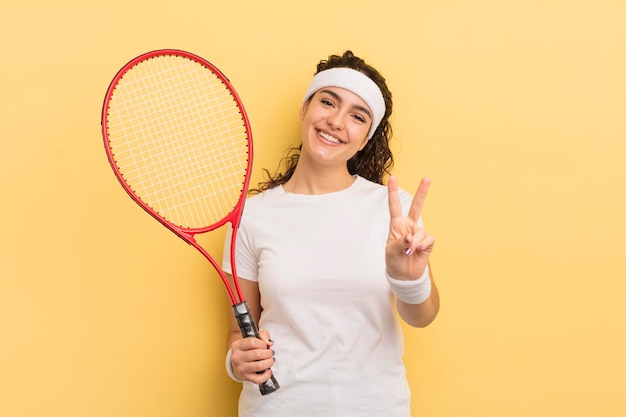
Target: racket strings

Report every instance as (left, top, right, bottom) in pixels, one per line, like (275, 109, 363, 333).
(106, 55, 249, 229)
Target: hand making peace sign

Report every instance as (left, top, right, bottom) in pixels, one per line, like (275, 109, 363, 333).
(386, 176, 435, 281)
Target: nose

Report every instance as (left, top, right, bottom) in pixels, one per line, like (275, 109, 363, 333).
(327, 111, 345, 130)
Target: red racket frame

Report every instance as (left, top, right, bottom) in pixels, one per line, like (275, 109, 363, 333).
(100, 49, 252, 306)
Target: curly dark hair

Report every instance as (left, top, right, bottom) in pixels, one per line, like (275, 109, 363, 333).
(250, 50, 394, 194)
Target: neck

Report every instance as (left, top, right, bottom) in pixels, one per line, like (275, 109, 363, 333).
(283, 165, 355, 195)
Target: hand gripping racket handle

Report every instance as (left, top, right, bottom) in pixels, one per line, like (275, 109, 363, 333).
(232, 302, 280, 395)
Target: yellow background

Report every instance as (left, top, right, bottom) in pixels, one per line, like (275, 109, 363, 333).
(1, 0, 625, 416)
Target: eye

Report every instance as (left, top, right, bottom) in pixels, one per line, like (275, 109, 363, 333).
(320, 98, 334, 107)
(352, 114, 367, 123)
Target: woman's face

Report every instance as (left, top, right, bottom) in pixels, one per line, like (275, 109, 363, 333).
(299, 87, 372, 168)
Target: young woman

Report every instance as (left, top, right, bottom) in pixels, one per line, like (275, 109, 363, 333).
(222, 51, 440, 417)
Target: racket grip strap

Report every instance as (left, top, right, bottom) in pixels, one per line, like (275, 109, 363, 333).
(232, 302, 280, 395)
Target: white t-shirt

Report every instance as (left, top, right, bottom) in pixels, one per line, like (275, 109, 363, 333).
(223, 176, 415, 417)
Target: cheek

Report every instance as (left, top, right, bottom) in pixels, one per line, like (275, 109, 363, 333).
(352, 125, 370, 148)
(358, 137, 369, 151)
(300, 116, 314, 142)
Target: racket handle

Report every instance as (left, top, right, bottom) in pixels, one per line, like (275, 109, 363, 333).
(232, 302, 280, 396)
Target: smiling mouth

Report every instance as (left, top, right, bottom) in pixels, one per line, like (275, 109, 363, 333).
(318, 130, 344, 144)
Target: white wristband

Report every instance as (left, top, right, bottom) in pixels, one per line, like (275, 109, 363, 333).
(225, 348, 244, 383)
(385, 266, 431, 304)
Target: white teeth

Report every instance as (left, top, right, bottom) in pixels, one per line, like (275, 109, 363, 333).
(319, 131, 341, 144)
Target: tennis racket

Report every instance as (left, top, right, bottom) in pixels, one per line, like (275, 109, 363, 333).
(100, 49, 279, 395)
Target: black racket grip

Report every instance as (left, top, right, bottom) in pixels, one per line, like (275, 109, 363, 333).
(232, 302, 280, 395)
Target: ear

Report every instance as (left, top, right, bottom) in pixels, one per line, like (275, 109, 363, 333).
(299, 101, 309, 120)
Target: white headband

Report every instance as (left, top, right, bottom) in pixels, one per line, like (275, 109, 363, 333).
(301, 67, 386, 140)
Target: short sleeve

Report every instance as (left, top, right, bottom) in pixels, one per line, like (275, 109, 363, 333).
(221, 222, 259, 282)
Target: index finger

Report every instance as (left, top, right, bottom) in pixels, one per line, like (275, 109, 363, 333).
(238, 336, 269, 351)
(387, 175, 404, 219)
(408, 177, 431, 221)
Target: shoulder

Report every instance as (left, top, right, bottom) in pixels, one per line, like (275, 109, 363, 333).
(244, 186, 283, 207)
(352, 176, 386, 196)
(354, 176, 413, 210)
(240, 186, 290, 226)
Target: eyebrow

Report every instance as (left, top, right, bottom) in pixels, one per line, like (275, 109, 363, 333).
(318, 89, 372, 120)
